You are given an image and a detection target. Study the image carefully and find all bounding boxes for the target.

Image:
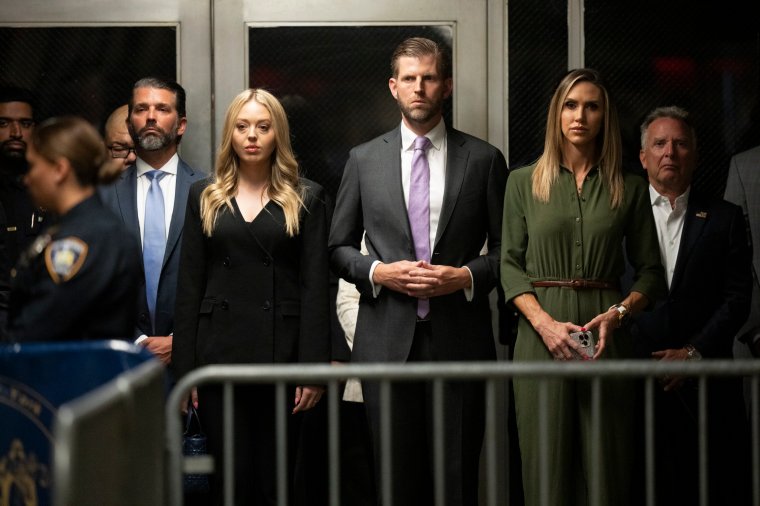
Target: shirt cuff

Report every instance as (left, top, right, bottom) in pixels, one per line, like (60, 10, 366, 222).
(463, 266, 474, 301)
(369, 260, 382, 298)
(135, 334, 148, 345)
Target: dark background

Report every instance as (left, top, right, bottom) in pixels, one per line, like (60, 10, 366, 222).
(0, 27, 176, 133)
(509, 0, 760, 196)
(2, 3, 759, 201)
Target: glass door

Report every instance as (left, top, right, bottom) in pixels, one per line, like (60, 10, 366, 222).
(1, 0, 212, 171)
(212, 0, 505, 198)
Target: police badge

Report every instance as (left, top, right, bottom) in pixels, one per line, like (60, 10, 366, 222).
(44, 237, 88, 284)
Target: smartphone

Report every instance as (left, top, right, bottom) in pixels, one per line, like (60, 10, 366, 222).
(569, 330, 596, 360)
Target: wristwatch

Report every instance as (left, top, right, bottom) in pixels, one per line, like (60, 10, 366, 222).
(608, 303, 630, 326)
(685, 344, 702, 361)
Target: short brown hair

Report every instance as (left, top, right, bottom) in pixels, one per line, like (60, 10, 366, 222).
(390, 37, 451, 79)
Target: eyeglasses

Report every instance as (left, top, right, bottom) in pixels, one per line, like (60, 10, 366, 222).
(108, 145, 136, 159)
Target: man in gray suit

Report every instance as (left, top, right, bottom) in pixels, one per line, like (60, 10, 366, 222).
(725, 144, 760, 359)
(329, 37, 508, 506)
(100, 77, 204, 365)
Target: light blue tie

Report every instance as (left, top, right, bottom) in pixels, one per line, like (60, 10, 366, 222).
(144, 170, 167, 332)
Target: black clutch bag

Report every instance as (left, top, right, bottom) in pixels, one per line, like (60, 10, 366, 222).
(183, 404, 210, 494)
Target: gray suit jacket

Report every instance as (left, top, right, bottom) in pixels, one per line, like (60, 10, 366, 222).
(329, 125, 508, 363)
(99, 158, 205, 337)
(725, 145, 760, 344)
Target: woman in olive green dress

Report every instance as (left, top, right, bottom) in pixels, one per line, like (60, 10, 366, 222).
(500, 68, 666, 505)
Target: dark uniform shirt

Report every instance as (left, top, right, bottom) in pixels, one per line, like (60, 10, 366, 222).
(0, 170, 47, 268)
(0, 202, 9, 333)
(4, 194, 141, 342)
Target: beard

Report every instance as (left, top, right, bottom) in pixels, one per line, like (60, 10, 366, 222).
(130, 119, 179, 151)
(0, 141, 28, 178)
(396, 97, 443, 126)
(0, 140, 27, 160)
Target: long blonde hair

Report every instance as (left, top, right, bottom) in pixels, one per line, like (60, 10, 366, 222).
(200, 89, 304, 236)
(532, 68, 624, 208)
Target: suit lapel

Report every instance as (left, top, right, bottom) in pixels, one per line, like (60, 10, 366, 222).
(116, 167, 139, 233)
(671, 196, 708, 291)
(383, 128, 414, 246)
(231, 197, 275, 257)
(746, 157, 760, 277)
(434, 129, 467, 247)
(164, 159, 194, 267)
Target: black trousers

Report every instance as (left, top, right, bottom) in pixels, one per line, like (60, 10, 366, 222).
(362, 321, 486, 506)
(633, 376, 752, 506)
(198, 384, 301, 506)
(290, 396, 377, 506)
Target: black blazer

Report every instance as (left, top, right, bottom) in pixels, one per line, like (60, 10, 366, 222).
(632, 192, 751, 358)
(329, 125, 508, 363)
(172, 177, 331, 379)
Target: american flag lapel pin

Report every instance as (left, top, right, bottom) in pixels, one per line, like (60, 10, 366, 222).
(695, 211, 707, 218)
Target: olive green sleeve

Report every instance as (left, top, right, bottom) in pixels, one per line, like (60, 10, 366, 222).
(624, 176, 667, 306)
(500, 167, 537, 303)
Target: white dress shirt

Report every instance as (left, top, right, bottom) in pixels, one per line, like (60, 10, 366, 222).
(649, 185, 690, 289)
(134, 154, 178, 343)
(368, 119, 473, 300)
(399, 118, 447, 250)
(135, 154, 178, 247)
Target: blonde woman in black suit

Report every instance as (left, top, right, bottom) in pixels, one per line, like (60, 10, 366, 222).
(173, 88, 331, 505)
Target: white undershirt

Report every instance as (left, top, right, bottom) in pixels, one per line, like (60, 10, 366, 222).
(649, 185, 690, 289)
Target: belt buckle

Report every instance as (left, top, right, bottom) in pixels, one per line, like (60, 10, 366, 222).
(571, 279, 585, 289)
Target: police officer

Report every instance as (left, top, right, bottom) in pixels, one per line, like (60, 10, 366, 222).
(0, 86, 48, 269)
(3, 116, 141, 342)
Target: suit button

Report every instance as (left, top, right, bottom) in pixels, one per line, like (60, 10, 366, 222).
(262, 300, 271, 311)
(139, 312, 149, 323)
(263, 257, 271, 266)
(220, 300, 229, 310)
(223, 257, 231, 267)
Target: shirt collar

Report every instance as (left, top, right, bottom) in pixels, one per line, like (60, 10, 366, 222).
(649, 184, 690, 208)
(135, 153, 179, 178)
(400, 118, 446, 153)
(559, 164, 600, 179)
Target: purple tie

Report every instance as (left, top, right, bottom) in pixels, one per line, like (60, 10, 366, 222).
(409, 136, 432, 319)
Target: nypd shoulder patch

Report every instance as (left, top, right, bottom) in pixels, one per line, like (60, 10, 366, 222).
(44, 237, 89, 284)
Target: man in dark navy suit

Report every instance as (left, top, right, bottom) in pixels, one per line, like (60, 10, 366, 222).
(633, 105, 751, 506)
(100, 77, 204, 365)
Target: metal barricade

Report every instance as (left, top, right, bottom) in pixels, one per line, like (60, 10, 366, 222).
(166, 360, 760, 506)
(1, 341, 160, 506)
(54, 359, 166, 506)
